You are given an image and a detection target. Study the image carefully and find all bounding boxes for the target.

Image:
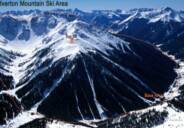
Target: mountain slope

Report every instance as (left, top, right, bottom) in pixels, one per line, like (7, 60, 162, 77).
(0, 10, 179, 127)
(161, 31, 184, 60)
(72, 8, 184, 44)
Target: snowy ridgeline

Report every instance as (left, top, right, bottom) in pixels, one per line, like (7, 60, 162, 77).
(0, 9, 183, 128)
(0, 7, 184, 42)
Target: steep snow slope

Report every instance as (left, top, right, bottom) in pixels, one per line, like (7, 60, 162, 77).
(0, 8, 184, 44)
(121, 7, 184, 23)
(0, 44, 16, 91)
(71, 8, 184, 44)
(0, 10, 179, 127)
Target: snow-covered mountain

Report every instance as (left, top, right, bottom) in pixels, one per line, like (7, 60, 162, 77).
(122, 7, 184, 23)
(71, 7, 184, 44)
(0, 9, 183, 128)
(1, 7, 184, 44)
(116, 8, 184, 44)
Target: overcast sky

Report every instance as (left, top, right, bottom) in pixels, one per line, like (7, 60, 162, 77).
(0, 0, 183, 12)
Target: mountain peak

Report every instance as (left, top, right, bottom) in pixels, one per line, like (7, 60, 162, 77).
(162, 7, 174, 12)
(0, 9, 179, 127)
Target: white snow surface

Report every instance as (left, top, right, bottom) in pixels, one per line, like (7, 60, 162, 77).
(0, 12, 184, 128)
(0, 19, 133, 128)
(124, 8, 184, 23)
(154, 107, 184, 128)
(46, 121, 88, 128)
